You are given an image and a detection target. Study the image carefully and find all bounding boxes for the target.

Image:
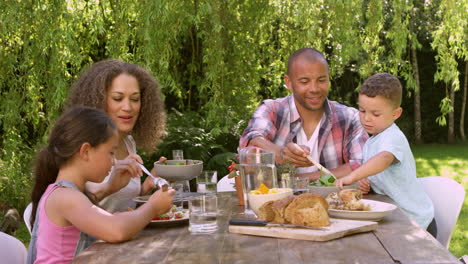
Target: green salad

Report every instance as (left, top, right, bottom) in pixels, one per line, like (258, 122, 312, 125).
(310, 173, 335, 187)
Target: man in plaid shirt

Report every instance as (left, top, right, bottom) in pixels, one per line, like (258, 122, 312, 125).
(239, 48, 370, 192)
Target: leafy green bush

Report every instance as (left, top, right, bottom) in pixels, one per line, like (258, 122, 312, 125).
(142, 110, 244, 178)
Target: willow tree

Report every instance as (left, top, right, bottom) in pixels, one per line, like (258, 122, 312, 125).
(431, 0, 467, 143)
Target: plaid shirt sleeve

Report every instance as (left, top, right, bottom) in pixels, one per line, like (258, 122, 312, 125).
(239, 98, 290, 148)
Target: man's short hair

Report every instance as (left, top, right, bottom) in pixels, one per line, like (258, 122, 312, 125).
(287, 48, 328, 75)
(360, 73, 402, 107)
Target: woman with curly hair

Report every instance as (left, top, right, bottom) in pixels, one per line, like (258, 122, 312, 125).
(65, 59, 166, 212)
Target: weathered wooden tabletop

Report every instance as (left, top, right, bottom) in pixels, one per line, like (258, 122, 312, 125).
(73, 192, 459, 264)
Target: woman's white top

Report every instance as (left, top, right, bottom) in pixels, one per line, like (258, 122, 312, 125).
(87, 135, 141, 213)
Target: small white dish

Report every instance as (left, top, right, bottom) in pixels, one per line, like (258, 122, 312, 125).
(328, 199, 397, 221)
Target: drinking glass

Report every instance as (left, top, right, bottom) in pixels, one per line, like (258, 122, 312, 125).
(188, 194, 218, 234)
(294, 176, 310, 195)
(172, 149, 184, 161)
(197, 170, 217, 193)
(279, 173, 294, 189)
(238, 146, 277, 214)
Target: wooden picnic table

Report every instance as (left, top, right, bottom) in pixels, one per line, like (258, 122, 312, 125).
(73, 192, 459, 264)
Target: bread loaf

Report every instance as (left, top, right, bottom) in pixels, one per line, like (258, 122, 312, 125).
(290, 203, 330, 227)
(284, 193, 329, 224)
(258, 201, 275, 222)
(256, 193, 330, 227)
(271, 195, 295, 224)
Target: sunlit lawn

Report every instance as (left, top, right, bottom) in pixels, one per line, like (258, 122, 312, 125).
(412, 142, 468, 258)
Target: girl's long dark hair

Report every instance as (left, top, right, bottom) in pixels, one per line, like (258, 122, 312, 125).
(30, 106, 116, 227)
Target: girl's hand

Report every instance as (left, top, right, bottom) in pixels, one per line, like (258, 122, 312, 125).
(148, 187, 176, 216)
(108, 154, 143, 193)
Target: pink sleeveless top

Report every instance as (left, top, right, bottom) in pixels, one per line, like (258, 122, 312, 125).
(34, 184, 81, 264)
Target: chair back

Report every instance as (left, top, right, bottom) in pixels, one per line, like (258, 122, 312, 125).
(0, 231, 27, 264)
(24, 203, 33, 234)
(217, 174, 236, 192)
(418, 176, 465, 248)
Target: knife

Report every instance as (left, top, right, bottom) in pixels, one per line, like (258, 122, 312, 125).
(229, 219, 328, 230)
(306, 156, 336, 179)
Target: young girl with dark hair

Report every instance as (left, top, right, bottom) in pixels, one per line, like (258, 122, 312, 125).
(27, 106, 175, 264)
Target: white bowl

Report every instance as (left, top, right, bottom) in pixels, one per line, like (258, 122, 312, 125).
(153, 160, 203, 181)
(307, 185, 355, 198)
(247, 188, 293, 216)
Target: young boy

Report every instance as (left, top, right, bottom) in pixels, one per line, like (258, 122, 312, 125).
(334, 73, 436, 236)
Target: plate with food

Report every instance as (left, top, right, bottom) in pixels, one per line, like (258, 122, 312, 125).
(326, 189, 397, 221)
(147, 205, 189, 227)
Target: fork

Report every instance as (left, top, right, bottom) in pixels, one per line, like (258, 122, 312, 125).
(124, 136, 169, 189)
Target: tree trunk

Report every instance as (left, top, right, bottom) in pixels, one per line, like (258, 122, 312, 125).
(411, 45, 423, 144)
(460, 61, 467, 141)
(448, 84, 456, 143)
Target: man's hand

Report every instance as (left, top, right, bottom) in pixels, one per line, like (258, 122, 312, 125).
(280, 142, 313, 167)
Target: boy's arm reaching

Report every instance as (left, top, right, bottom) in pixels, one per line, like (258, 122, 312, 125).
(335, 151, 396, 189)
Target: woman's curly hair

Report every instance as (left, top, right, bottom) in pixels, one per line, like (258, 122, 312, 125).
(65, 59, 166, 153)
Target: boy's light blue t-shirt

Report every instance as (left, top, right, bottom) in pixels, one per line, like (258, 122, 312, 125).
(365, 123, 434, 228)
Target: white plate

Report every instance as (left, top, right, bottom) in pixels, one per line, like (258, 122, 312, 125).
(148, 209, 189, 227)
(328, 199, 397, 221)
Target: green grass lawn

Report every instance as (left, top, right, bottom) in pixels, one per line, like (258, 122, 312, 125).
(412, 142, 468, 258)
(8, 143, 468, 258)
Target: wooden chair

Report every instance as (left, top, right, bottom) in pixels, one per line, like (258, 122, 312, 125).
(0, 231, 27, 264)
(418, 176, 465, 248)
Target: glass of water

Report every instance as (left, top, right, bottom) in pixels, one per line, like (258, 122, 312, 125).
(172, 149, 184, 161)
(293, 176, 310, 195)
(197, 170, 217, 193)
(188, 194, 218, 234)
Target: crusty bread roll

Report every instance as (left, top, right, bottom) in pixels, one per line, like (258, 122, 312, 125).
(284, 193, 329, 224)
(271, 195, 295, 224)
(258, 201, 275, 222)
(290, 203, 330, 227)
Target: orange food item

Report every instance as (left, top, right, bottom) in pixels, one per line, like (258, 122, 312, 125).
(258, 183, 269, 194)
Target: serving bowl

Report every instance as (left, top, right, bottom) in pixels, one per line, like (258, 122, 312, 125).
(153, 159, 203, 181)
(247, 188, 293, 216)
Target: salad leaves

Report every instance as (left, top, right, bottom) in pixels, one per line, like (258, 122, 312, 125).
(310, 173, 335, 187)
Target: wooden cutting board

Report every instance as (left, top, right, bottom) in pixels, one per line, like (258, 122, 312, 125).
(228, 218, 377, 241)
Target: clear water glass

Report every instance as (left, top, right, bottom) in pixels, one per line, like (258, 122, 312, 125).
(294, 176, 310, 195)
(197, 170, 217, 193)
(172, 149, 184, 160)
(188, 194, 218, 234)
